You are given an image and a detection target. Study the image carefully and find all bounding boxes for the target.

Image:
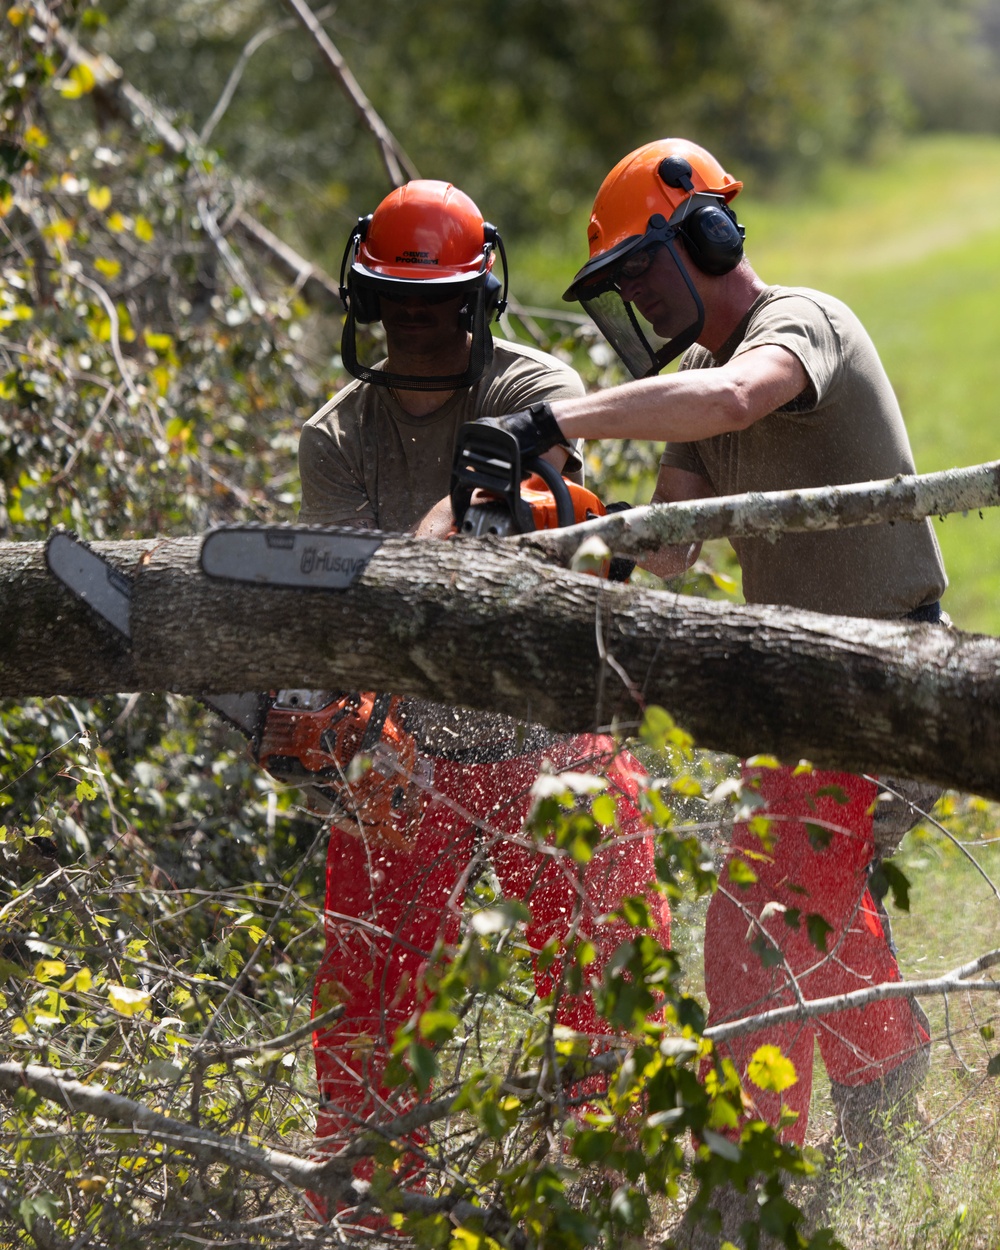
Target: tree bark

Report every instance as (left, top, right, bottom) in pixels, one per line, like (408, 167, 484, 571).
(2, 533, 999, 799)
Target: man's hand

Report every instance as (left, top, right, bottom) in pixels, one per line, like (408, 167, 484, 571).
(476, 401, 571, 463)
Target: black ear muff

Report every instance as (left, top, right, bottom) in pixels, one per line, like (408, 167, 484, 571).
(483, 271, 502, 318)
(677, 203, 745, 276)
(482, 222, 508, 320)
(338, 214, 375, 314)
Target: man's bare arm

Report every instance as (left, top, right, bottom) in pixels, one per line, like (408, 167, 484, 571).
(552, 345, 809, 444)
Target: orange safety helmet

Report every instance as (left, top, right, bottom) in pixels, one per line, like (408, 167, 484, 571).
(563, 139, 745, 377)
(339, 179, 508, 390)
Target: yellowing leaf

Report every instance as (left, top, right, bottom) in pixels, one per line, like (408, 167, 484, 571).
(7, 7, 28, 27)
(746, 755, 782, 770)
(747, 1044, 797, 1093)
(76, 778, 98, 802)
(34, 959, 66, 984)
(43, 218, 75, 243)
(94, 257, 121, 278)
(58, 62, 97, 99)
(671, 775, 703, 798)
(134, 215, 155, 242)
(108, 984, 151, 1017)
(11, 1016, 27, 1035)
(107, 212, 129, 234)
(710, 569, 737, 593)
(88, 185, 112, 211)
(144, 330, 174, 353)
(76, 1176, 108, 1195)
(23, 125, 47, 150)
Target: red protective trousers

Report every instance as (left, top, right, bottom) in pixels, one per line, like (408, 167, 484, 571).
(703, 766, 928, 1145)
(312, 733, 670, 1149)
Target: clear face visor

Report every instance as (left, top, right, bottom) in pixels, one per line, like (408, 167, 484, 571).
(567, 219, 705, 379)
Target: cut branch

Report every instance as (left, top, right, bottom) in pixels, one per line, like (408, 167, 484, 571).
(521, 458, 1000, 566)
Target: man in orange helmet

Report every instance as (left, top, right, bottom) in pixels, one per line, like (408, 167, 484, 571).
(295, 179, 670, 1220)
(481, 140, 946, 1169)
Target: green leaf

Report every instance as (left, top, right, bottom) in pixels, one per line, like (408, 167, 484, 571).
(75, 778, 98, 801)
(814, 784, 850, 805)
(591, 793, 617, 826)
(805, 822, 833, 850)
(701, 1128, 741, 1161)
(805, 913, 834, 952)
(418, 1009, 460, 1044)
(868, 859, 911, 912)
(726, 858, 758, 887)
(408, 1042, 438, 1093)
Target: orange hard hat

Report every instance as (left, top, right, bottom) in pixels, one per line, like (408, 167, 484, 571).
(358, 179, 496, 283)
(564, 138, 742, 301)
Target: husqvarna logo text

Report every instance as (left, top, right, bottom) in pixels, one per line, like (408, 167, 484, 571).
(300, 547, 371, 577)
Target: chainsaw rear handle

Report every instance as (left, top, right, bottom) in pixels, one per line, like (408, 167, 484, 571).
(450, 423, 575, 535)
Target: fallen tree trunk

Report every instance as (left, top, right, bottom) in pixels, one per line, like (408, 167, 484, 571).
(1, 533, 998, 799)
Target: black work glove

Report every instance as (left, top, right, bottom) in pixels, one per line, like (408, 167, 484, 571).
(477, 401, 571, 463)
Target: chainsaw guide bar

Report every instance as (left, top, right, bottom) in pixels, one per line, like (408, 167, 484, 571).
(44, 530, 268, 741)
(199, 524, 383, 590)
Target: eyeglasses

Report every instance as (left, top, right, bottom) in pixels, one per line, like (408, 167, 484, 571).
(610, 242, 664, 287)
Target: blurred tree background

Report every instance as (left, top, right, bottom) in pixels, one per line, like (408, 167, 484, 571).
(90, 0, 1000, 284)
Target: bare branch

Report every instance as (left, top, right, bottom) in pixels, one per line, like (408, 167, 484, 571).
(705, 947, 1000, 1044)
(29, 0, 345, 312)
(521, 458, 1000, 566)
(278, 0, 420, 187)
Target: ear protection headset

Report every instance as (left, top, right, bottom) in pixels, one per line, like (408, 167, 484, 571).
(658, 155, 745, 276)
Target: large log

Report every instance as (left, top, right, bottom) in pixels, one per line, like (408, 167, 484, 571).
(1, 534, 998, 800)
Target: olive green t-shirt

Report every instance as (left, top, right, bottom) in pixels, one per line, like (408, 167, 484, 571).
(298, 338, 586, 530)
(660, 286, 947, 619)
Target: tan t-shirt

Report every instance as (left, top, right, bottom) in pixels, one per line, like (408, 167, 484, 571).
(298, 338, 586, 530)
(660, 286, 947, 619)
(297, 338, 586, 759)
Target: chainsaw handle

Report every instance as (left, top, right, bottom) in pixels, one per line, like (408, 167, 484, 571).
(524, 455, 576, 529)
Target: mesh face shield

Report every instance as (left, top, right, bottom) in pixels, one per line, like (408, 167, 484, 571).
(564, 216, 706, 379)
(339, 232, 506, 391)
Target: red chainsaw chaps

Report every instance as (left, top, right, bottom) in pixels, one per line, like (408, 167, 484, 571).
(702, 765, 928, 1145)
(308, 736, 671, 1218)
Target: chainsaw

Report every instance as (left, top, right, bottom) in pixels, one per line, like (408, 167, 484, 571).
(45, 426, 630, 846)
(449, 422, 634, 579)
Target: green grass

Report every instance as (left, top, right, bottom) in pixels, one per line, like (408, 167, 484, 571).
(518, 134, 1000, 634)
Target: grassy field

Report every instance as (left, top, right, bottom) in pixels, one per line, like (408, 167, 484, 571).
(519, 133, 1000, 635)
